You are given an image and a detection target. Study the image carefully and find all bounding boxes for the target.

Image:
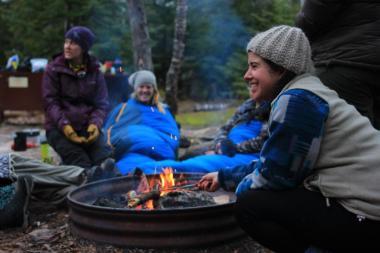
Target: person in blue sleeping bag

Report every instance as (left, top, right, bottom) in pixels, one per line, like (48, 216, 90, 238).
(103, 70, 180, 175)
(134, 98, 269, 175)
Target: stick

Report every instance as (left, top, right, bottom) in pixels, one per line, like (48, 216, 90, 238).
(127, 184, 198, 208)
(128, 190, 160, 208)
(163, 183, 198, 191)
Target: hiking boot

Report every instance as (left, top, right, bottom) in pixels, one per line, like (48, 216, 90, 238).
(86, 165, 103, 183)
(0, 175, 34, 229)
(100, 158, 121, 178)
(86, 158, 121, 183)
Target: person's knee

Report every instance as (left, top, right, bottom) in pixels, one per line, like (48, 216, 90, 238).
(61, 149, 92, 169)
(234, 190, 268, 227)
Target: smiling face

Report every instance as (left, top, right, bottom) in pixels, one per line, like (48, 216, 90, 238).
(135, 84, 155, 104)
(64, 38, 83, 64)
(244, 52, 284, 103)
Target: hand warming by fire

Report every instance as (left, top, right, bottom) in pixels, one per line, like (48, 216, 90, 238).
(197, 172, 220, 192)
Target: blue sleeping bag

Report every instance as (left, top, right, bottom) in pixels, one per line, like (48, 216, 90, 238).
(103, 98, 180, 175)
(136, 119, 263, 174)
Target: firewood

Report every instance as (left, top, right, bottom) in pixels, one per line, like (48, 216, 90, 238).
(128, 190, 160, 208)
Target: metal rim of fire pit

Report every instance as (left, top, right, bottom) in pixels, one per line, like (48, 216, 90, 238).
(67, 174, 245, 249)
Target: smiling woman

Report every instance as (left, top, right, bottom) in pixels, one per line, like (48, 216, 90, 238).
(128, 70, 165, 111)
(198, 25, 380, 253)
(42, 26, 114, 176)
(135, 84, 154, 103)
(244, 52, 283, 103)
(103, 70, 180, 175)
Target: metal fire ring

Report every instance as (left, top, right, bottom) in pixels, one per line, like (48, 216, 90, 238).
(67, 175, 245, 249)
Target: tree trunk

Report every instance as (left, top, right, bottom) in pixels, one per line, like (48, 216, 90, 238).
(165, 0, 188, 115)
(126, 0, 153, 71)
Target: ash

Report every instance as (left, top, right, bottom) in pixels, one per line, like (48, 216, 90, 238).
(92, 190, 217, 210)
(158, 190, 215, 209)
(93, 195, 127, 208)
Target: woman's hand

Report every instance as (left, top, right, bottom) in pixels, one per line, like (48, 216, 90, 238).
(197, 172, 220, 192)
(214, 142, 223, 154)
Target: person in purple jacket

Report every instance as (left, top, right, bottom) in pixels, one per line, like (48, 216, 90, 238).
(42, 26, 114, 178)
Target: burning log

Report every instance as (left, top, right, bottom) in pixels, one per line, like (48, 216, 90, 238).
(93, 167, 208, 209)
(128, 190, 160, 208)
(127, 184, 198, 208)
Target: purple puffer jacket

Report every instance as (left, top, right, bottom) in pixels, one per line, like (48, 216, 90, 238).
(42, 53, 109, 131)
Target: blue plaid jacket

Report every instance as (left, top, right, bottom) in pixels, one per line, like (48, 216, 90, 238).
(218, 89, 329, 195)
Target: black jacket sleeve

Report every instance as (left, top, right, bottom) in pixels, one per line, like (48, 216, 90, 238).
(295, 0, 345, 41)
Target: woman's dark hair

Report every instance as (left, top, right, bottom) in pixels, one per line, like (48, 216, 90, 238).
(263, 58, 285, 73)
(263, 58, 297, 99)
(263, 58, 297, 88)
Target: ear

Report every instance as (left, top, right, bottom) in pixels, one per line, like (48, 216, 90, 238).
(278, 67, 286, 76)
(275, 68, 286, 81)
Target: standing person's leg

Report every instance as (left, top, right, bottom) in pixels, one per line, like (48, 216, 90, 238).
(234, 188, 380, 253)
(373, 81, 380, 130)
(86, 131, 113, 166)
(316, 66, 374, 124)
(46, 129, 92, 169)
(85, 131, 119, 181)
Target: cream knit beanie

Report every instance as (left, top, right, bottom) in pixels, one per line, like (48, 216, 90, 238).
(128, 70, 157, 90)
(246, 25, 313, 74)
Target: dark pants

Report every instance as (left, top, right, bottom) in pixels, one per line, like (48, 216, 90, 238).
(47, 128, 112, 170)
(234, 187, 380, 253)
(316, 65, 380, 130)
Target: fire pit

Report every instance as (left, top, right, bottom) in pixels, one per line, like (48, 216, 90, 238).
(67, 172, 245, 249)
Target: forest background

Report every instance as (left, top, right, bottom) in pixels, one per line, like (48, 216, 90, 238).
(0, 0, 300, 102)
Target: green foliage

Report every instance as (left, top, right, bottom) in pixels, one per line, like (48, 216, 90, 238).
(233, 0, 300, 33)
(224, 0, 301, 99)
(145, 1, 176, 81)
(3, 0, 92, 58)
(89, 0, 131, 64)
(0, 0, 300, 101)
(176, 107, 236, 129)
(0, 0, 130, 64)
(181, 1, 248, 100)
(224, 50, 249, 99)
(0, 2, 12, 66)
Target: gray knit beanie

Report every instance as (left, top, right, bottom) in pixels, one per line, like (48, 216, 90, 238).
(246, 25, 313, 74)
(128, 70, 157, 90)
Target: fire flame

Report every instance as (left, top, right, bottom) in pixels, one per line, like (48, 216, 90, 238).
(160, 167, 175, 192)
(142, 167, 176, 209)
(145, 200, 154, 210)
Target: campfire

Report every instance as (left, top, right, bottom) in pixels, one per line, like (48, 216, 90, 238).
(67, 169, 245, 248)
(93, 167, 216, 210)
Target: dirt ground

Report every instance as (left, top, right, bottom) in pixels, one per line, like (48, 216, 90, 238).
(0, 113, 271, 253)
